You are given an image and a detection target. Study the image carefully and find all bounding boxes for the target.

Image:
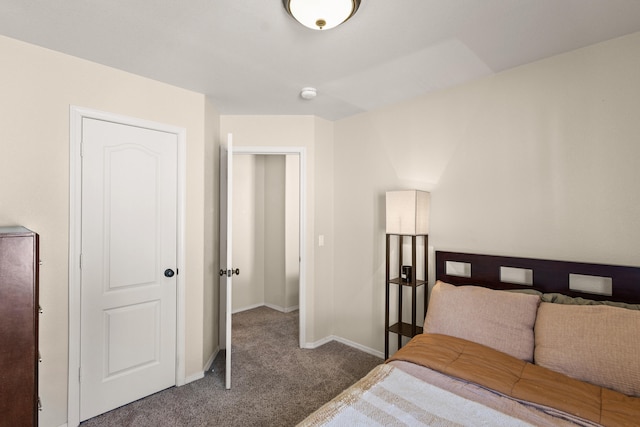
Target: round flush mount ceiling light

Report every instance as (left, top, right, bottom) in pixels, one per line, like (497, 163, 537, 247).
(300, 87, 317, 100)
(283, 0, 361, 30)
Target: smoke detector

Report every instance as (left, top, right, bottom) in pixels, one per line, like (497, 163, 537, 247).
(300, 87, 317, 100)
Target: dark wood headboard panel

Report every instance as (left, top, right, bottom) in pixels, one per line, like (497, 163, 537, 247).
(436, 251, 640, 304)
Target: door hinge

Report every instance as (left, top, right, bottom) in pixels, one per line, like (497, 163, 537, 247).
(79, 253, 82, 270)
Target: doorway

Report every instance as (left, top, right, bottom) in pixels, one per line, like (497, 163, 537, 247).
(230, 146, 307, 349)
(231, 154, 300, 315)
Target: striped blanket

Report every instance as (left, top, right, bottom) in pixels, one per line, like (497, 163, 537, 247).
(298, 364, 534, 426)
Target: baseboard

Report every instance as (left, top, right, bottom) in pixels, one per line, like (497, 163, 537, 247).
(204, 346, 219, 372)
(264, 302, 299, 313)
(305, 335, 333, 349)
(184, 344, 221, 384)
(305, 335, 384, 360)
(331, 336, 384, 359)
(232, 302, 264, 314)
(233, 303, 300, 314)
(184, 370, 205, 384)
(284, 304, 299, 313)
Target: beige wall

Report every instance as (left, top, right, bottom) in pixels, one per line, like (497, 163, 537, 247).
(285, 155, 301, 309)
(232, 155, 266, 311)
(264, 155, 287, 309)
(0, 35, 215, 427)
(333, 32, 640, 355)
(203, 97, 220, 369)
(312, 118, 335, 341)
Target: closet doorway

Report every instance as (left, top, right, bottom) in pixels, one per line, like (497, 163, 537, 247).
(231, 147, 306, 346)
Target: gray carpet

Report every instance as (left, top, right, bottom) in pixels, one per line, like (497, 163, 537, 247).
(81, 306, 383, 426)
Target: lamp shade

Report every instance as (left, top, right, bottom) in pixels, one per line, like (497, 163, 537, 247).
(385, 190, 430, 235)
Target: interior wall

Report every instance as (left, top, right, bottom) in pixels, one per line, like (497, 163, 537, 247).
(232, 154, 300, 313)
(0, 35, 213, 427)
(332, 32, 640, 355)
(264, 156, 287, 309)
(203, 97, 220, 367)
(285, 155, 301, 310)
(232, 155, 266, 311)
(312, 118, 336, 344)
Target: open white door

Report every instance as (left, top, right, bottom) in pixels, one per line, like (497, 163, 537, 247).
(219, 133, 234, 389)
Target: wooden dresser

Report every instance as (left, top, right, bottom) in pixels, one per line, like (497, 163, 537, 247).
(0, 226, 39, 427)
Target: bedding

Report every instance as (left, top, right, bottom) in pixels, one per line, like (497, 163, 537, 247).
(424, 281, 539, 362)
(299, 334, 640, 426)
(299, 251, 640, 427)
(389, 334, 640, 426)
(298, 363, 552, 426)
(534, 302, 640, 397)
(540, 292, 640, 310)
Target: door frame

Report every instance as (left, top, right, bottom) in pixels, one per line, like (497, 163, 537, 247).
(232, 146, 307, 348)
(67, 106, 187, 426)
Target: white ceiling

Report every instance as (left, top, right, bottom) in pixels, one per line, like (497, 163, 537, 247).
(2, 0, 640, 120)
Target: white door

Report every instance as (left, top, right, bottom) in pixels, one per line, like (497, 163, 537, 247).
(80, 118, 178, 420)
(219, 133, 234, 389)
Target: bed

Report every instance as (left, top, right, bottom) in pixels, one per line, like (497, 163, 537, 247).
(298, 251, 640, 426)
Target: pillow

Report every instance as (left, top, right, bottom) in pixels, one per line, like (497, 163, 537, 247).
(424, 281, 540, 362)
(541, 293, 640, 311)
(534, 302, 640, 397)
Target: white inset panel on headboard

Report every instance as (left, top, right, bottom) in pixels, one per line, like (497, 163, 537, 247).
(500, 267, 533, 286)
(569, 274, 613, 296)
(445, 261, 471, 278)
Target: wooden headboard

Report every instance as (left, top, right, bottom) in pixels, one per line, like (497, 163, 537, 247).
(435, 251, 640, 304)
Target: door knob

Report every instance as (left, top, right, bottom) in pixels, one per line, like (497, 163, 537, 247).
(164, 269, 175, 278)
(219, 268, 240, 277)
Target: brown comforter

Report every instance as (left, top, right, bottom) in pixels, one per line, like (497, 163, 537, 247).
(387, 333, 640, 426)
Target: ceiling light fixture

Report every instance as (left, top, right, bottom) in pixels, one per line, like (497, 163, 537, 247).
(283, 0, 361, 30)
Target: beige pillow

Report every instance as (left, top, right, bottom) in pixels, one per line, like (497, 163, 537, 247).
(541, 293, 640, 311)
(534, 302, 640, 397)
(424, 281, 540, 362)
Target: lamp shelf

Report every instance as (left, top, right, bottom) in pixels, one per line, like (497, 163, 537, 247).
(388, 278, 428, 287)
(384, 233, 428, 359)
(388, 322, 424, 337)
